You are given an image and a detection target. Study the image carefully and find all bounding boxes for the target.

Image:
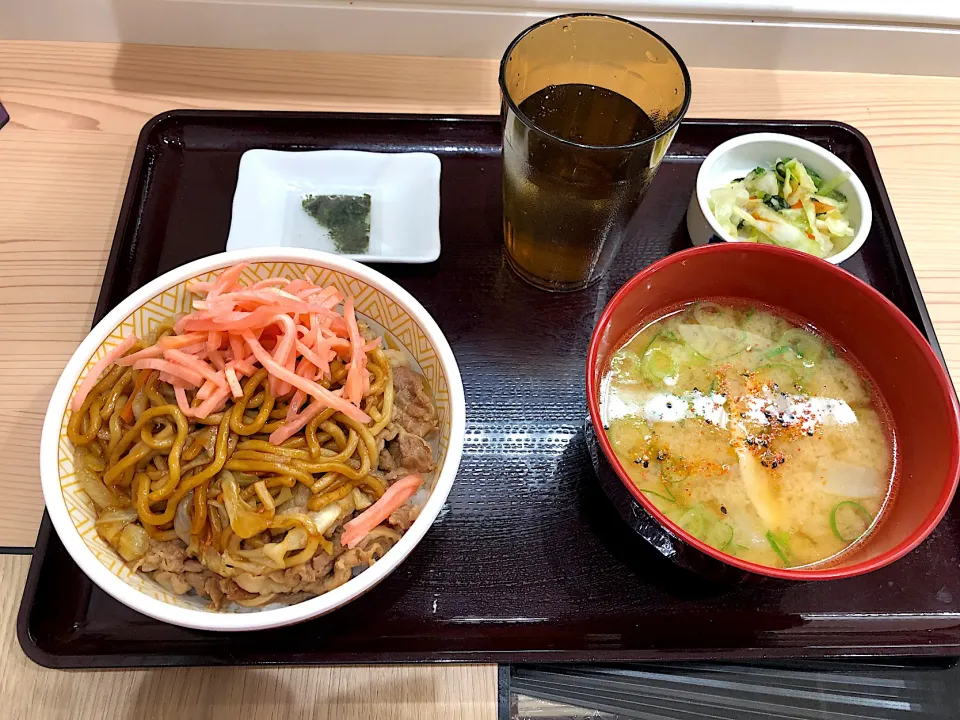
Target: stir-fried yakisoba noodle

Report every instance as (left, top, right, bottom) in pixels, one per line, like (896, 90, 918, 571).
(67, 263, 437, 608)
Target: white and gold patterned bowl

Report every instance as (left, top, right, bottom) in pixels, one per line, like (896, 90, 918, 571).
(40, 248, 465, 631)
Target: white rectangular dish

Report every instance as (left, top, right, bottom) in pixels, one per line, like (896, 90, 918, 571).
(226, 149, 441, 263)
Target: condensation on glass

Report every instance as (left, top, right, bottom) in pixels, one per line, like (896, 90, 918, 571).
(499, 14, 691, 291)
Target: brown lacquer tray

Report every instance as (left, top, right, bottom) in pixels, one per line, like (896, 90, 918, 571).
(17, 112, 960, 668)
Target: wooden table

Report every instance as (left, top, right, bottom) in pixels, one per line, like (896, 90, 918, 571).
(1, 40, 960, 718)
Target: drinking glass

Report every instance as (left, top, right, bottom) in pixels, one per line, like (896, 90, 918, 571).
(500, 14, 691, 291)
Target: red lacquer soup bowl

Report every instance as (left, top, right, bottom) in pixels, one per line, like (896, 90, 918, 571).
(586, 243, 960, 581)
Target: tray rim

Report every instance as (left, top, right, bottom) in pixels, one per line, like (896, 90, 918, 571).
(17, 111, 951, 669)
(98, 110, 942, 369)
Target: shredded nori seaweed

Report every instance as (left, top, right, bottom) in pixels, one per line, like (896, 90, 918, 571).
(302, 194, 371, 253)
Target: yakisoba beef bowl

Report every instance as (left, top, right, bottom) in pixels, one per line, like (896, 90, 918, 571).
(41, 248, 465, 631)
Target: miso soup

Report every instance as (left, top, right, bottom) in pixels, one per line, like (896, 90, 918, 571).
(600, 302, 896, 569)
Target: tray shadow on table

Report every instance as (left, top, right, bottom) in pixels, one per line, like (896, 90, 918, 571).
(125, 666, 294, 717)
(122, 664, 458, 717)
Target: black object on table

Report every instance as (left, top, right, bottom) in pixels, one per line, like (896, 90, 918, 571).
(17, 112, 960, 668)
(505, 660, 960, 719)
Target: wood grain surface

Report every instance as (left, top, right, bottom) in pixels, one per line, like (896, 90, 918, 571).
(0, 553, 496, 720)
(1, 40, 960, 714)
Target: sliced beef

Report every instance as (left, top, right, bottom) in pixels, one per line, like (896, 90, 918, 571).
(388, 504, 420, 532)
(139, 540, 201, 573)
(151, 566, 253, 608)
(379, 447, 397, 473)
(376, 423, 400, 471)
(371, 467, 405, 483)
(376, 423, 400, 445)
(220, 578, 258, 604)
(321, 549, 366, 592)
(183, 571, 225, 608)
(392, 365, 438, 438)
(385, 429, 434, 473)
(381, 427, 435, 475)
(267, 552, 335, 592)
(153, 570, 191, 595)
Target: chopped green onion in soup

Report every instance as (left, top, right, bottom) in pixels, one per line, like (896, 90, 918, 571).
(601, 302, 894, 570)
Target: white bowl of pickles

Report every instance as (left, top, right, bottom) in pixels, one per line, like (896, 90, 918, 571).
(686, 133, 872, 265)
